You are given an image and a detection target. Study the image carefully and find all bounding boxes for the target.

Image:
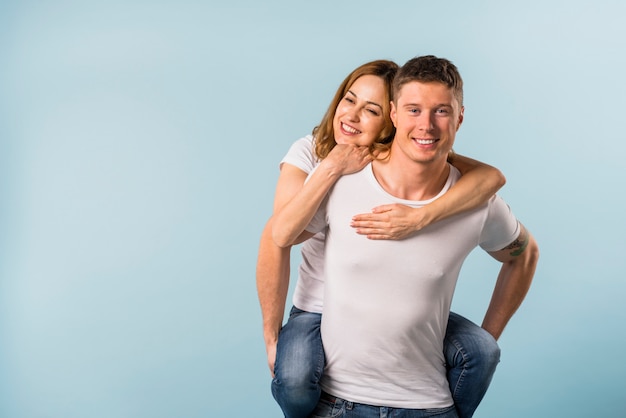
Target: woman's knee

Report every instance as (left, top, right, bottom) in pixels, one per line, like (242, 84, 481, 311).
(446, 312, 501, 366)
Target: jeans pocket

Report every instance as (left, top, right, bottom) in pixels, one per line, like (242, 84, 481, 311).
(423, 404, 458, 417)
(309, 397, 344, 418)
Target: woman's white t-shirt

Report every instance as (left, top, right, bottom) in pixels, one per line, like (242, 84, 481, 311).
(279, 135, 325, 314)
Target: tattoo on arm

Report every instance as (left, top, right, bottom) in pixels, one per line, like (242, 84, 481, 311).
(503, 227, 529, 257)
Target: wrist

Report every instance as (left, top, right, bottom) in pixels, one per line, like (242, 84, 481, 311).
(416, 205, 437, 229)
(318, 158, 343, 180)
(263, 326, 280, 346)
(481, 323, 501, 341)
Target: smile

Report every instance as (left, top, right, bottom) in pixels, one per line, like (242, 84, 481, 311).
(341, 123, 361, 134)
(415, 138, 437, 145)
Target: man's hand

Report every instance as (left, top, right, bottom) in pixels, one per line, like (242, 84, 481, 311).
(351, 204, 432, 240)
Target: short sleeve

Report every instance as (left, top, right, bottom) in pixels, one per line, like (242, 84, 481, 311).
(479, 195, 521, 252)
(280, 135, 318, 175)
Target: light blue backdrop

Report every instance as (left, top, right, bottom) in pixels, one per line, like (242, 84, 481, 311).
(1, 1, 624, 417)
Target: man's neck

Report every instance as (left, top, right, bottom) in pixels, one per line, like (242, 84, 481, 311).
(372, 149, 450, 201)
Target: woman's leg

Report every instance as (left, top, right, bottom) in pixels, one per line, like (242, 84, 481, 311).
(444, 312, 501, 418)
(271, 307, 324, 418)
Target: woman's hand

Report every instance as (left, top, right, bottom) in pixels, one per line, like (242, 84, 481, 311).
(321, 144, 372, 177)
(266, 338, 277, 377)
(351, 204, 433, 240)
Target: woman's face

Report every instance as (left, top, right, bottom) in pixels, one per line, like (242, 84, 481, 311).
(333, 75, 387, 146)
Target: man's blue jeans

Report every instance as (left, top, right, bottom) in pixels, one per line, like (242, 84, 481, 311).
(310, 393, 459, 418)
(271, 307, 500, 418)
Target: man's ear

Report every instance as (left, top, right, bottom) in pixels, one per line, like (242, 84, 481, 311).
(456, 106, 464, 131)
(390, 101, 398, 127)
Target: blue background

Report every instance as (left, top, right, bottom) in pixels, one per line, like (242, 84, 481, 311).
(1, 1, 624, 417)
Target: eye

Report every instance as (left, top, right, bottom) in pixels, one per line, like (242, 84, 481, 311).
(367, 108, 380, 116)
(344, 97, 355, 104)
(435, 108, 450, 115)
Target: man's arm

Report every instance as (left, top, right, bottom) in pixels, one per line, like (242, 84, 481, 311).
(350, 153, 506, 240)
(482, 223, 540, 340)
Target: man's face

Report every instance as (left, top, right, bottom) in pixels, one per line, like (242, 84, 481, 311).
(390, 81, 464, 165)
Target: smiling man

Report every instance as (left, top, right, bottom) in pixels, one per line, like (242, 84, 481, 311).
(274, 55, 539, 418)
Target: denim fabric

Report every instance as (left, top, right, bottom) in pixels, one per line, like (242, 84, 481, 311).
(272, 307, 324, 418)
(310, 394, 459, 418)
(444, 312, 500, 418)
(271, 308, 499, 418)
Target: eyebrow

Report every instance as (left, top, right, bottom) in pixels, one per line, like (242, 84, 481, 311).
(347, 90, 383, 110)
(403, 103, 453, 108)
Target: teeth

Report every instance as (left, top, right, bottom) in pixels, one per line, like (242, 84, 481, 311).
(342, 123, 360, 134)
(416, 139, 435, 145)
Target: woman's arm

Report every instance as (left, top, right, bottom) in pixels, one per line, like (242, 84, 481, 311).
(255, 144, 368, 374)
(272, 144, 371, 248)
(256, 163, 308, 376)
(445, 152, 506, 213)
(256, 217, 291, 376)
(351, 153, 506, 240)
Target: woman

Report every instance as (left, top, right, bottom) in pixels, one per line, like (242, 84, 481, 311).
(256, 60, 503, 418)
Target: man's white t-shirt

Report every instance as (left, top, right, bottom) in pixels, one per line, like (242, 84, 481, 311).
(306, 163, 519, 408)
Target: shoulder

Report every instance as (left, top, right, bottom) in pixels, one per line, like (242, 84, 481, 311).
(447, 163, 462, 184)
(281, 134, 318, 174)
(479, 195, 519, 251)
(289, 135, 315, 155)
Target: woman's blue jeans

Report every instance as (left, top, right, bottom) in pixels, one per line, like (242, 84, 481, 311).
(271, 307, 500, 418)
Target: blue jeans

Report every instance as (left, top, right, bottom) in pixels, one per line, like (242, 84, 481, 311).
(444, 312, 500, 418)
(272, 307, 325, 418)
(271, 308, 500, 418)
(311, 393, 458, 418)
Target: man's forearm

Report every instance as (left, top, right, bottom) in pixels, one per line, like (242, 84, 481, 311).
(482, 235, 539, 340)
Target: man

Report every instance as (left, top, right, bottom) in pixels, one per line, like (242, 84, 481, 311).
(273, 55, 539, 417)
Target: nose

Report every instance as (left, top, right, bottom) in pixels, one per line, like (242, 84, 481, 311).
(346, 106, 360, 122)
(416, 112, 434, 132)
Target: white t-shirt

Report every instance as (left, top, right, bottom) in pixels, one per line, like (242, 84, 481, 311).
(279, 135, 325, 313)
(306, 163, 519, 408)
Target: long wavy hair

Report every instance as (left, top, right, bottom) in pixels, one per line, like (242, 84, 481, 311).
(312, 60, 399, 160)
